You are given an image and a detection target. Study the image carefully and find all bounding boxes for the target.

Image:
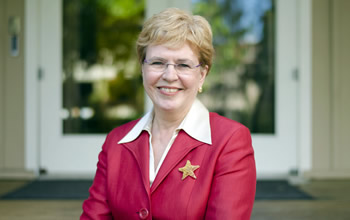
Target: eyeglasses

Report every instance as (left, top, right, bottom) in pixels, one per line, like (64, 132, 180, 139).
(143, 59, 201, 74)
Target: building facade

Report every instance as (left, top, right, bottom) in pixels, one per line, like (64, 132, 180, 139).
(0, 0, 349, 179)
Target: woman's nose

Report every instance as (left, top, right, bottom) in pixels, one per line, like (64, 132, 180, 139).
(162, 64, 178, 81)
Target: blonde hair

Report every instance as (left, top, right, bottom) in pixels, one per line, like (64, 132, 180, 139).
(136, 8, 214, 73)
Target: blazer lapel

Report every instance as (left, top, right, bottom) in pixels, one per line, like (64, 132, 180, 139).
(122, 131, 150, 195)
(151, 130, 205, 193)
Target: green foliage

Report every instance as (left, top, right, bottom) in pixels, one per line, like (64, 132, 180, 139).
(98, 0, 144, 19)
(193, 0, 248, 83)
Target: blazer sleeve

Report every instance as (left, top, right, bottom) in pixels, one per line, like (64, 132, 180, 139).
(80, 135, 113, 220)
(205, 126, 256, 220)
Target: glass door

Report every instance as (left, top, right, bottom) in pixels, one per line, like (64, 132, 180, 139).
(191, 0, 298, 175)
(39, 0, 145, 174)
(39, 0, 298, 175)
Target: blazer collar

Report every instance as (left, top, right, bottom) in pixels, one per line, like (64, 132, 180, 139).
(122, 131, 151, 195)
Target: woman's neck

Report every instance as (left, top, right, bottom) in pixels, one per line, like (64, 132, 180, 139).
(153, 110, 184, 132)
(152, 104, 191, 133)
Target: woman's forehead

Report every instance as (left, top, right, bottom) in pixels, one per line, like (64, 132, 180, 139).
(146, 42, 199, 60)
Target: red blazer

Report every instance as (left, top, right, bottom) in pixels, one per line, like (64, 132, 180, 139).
(81, 112, 256, 220)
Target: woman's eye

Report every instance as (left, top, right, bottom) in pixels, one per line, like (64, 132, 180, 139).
(178, 63, 191, 69)
(151, 61, 165, 66)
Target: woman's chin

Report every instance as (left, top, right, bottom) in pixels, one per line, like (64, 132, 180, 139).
(155, 104, 179, 112)
(153, 101, 183, 113)
(151, 95, 195, 114)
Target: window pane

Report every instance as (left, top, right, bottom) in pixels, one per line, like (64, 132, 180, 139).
(62, 0, 145, 134)
(193, 0, 275, 133)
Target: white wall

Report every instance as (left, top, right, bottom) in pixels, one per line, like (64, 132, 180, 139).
(297, 0, 312, 175)
(24, 0, 40, 174)
(0, 0, 34, 178)
(310, 0, 350, 178)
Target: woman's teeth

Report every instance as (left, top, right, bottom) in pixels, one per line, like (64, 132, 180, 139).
(160, 88, 178, 93)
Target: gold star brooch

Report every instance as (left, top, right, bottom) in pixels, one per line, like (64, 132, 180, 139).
(179, 160, 200, 180)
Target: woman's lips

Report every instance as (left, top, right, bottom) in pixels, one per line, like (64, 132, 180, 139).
(158, 87, 182, 95)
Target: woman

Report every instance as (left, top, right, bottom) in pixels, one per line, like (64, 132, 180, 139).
(81, 8, 256, 220)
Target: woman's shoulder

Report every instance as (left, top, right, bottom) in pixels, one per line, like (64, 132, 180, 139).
(209, 112, 250, 135)
(208, 112, 252, 152)
(106, 119, 141, 142)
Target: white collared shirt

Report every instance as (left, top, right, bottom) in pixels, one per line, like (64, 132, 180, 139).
(118, 99, 212, 185)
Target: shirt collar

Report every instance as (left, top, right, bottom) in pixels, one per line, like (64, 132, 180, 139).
(118, 111, 153, 144)
(118, 99, 212, 145)
(179, 99, 212, 145)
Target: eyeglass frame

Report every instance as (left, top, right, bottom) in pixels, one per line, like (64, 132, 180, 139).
(143, 58, 202, 74)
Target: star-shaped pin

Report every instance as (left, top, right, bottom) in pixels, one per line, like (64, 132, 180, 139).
(178, 160, 200, 180)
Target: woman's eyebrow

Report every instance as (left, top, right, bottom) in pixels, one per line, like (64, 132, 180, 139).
(148, 56, 166, 61)
(147, 57, 195, 63)
(176, 58, 194, 63)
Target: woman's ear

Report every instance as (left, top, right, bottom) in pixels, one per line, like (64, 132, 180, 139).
(141, 65, 145, 78)
(199, 65, 209, 83)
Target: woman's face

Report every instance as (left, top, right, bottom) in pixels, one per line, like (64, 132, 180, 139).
(142, 43, 208, 114)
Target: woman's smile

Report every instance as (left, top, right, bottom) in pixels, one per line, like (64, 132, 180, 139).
(158, 86, 183, 95)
